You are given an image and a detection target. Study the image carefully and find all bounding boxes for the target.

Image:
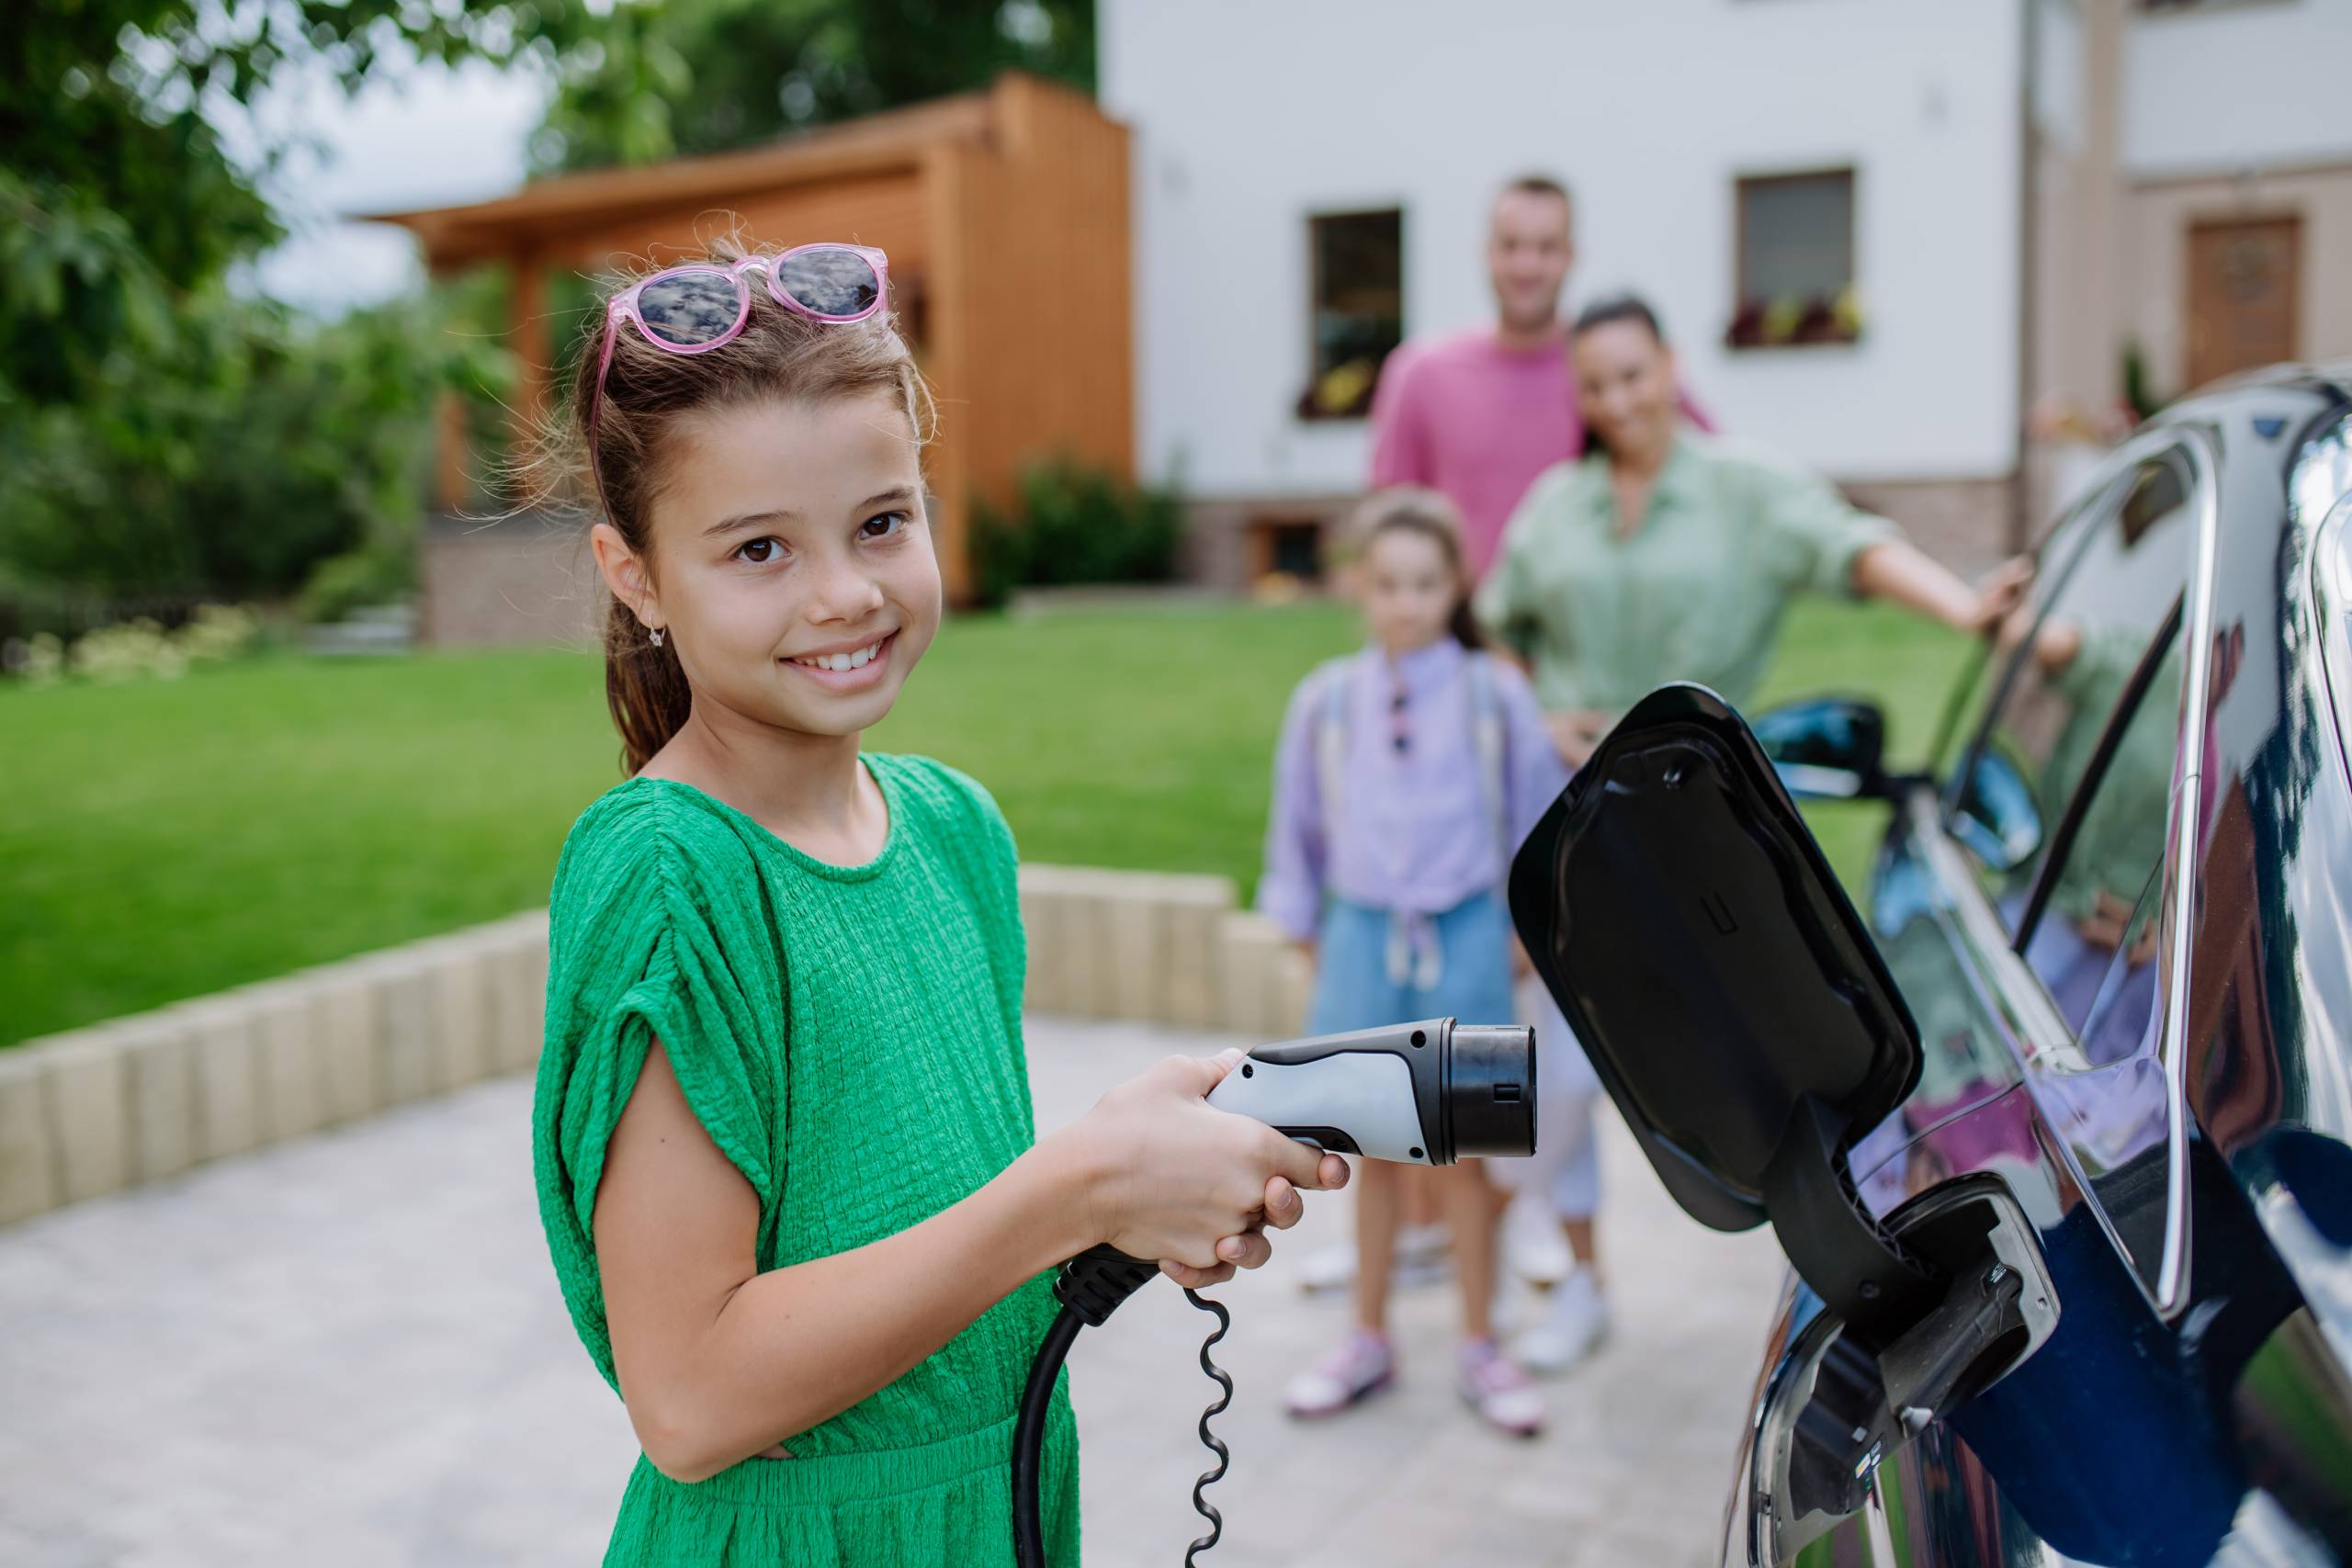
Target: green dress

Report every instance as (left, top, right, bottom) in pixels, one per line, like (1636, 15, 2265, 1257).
(532, 753, 1080, 1566)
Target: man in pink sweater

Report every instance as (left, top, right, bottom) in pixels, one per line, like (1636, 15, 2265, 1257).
(1361, 173, 1649, 1375)
(1368, 175, 1707, 581)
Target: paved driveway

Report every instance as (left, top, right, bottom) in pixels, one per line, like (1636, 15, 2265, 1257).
(0, 1017, 1784, 1566)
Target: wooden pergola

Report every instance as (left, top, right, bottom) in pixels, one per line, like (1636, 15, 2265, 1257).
(368, 72, 1132, 602)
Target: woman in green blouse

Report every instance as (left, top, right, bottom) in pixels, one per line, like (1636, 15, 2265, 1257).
(1477, 295, 2028, 765)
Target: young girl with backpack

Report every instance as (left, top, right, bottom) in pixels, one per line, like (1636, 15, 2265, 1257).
(1258, 488, 1568, 1438)
(530, 238, 1349, 1565)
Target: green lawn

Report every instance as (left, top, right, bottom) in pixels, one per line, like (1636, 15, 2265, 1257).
(2, 599, 1973, 1045)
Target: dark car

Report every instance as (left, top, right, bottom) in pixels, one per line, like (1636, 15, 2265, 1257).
(1510, 366, 2352, 1565)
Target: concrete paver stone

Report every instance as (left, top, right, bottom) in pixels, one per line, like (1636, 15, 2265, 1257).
(0, 1051, 58, 1224)
(32, 1028, 132, 1205)
(0, 1015, 1781, 1566)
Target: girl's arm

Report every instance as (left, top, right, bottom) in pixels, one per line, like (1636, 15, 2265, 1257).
(597, 1042, 1344, 1483)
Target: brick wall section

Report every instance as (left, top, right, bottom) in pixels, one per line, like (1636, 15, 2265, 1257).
(1179, 494, 1357, 592)
(432, 477, 2012, 639)
(1836, 476, 2017, 577)
(0, 874, 1317, 1226)
(418, 512, 606, 649)
(1178, 474, 2016, 595)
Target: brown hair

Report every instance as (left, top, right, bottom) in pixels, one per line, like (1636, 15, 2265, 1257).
(1570, 292, 1668, 458)
(531, 237, 933, 776)
(1498, 173, 1573, 217)
(1342, 486, 1485, 649)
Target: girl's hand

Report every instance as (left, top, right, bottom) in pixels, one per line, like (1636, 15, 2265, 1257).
(1055, 1049, 1349, 1283)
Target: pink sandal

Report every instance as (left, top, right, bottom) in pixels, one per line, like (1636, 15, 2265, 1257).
(1283, 1329, 1396, 1417)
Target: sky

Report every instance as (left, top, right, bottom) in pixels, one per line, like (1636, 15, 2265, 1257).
(223, 53, 550, 315)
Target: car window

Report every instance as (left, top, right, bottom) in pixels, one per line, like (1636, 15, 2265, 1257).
(2031, 855, 2176, 1294)
(1930, 468, 2124, 785)
(1954, 446, 2199, 944)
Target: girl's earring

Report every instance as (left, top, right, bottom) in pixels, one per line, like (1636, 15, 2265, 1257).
(650, 626, 665, 648)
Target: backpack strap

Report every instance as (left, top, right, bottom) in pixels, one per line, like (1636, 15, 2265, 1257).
(1314, 654, 1361, 840)
(1465, 652, 1510, 863)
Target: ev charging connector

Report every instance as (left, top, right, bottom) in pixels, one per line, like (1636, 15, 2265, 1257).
(1011, 1017, 1537, 1567)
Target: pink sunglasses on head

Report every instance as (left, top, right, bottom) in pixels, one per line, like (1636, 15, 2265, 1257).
(587, 243, 891, 522)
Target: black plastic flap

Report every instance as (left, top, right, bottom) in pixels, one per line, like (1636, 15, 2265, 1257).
(1508, 684, 1922, 1233)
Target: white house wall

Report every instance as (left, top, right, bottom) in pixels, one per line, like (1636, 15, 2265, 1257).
(2124, 0, 2352, 178)
(1100, 0, 2024, 500)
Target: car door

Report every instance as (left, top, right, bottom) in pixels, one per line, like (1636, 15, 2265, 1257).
(1737, 434, 2220, 1565)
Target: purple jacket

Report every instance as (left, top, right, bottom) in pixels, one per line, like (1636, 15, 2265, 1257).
(1258, 638, 1570, 942)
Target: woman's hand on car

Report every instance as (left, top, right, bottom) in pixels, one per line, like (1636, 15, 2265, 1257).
(1965, 558, 2036, 637)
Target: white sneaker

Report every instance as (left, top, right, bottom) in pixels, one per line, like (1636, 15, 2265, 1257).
(1514, 1269, 1609, 1374)
(1295, 1223, 1453, 1293)
(1457, 1338, 1545, 1438)
(1284, 1329, 1396, 1417)
(1506, 1200, 1573, 1288)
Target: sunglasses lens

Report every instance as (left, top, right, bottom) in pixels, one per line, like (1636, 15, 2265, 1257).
(775, 248, 882, 319)
(636, 269, 746, 348)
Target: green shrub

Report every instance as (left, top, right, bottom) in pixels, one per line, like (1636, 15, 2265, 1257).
(0, 288, 510, 609)
(297, 539, 416, 626)
(969, 459, 1182, 608)
(15, 604, 259, 686)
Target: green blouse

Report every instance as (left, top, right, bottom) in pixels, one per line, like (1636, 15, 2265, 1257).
(532, 754, 1079, 1566)
(1476, 433, 1897, 714)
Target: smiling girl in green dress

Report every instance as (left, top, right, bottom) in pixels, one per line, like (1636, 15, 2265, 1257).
(531, 241, 1348, 1566)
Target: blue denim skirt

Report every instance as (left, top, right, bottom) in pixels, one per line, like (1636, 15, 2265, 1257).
(1306, 889, 1517, 1037)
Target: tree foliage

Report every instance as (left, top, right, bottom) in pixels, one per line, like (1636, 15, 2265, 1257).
(2, 1, 595, 410)
(1, 289, 512, 608)
(533, 0, 1094, 173)
(2, 1, 586, 604)
(2, 0, 1096, 609)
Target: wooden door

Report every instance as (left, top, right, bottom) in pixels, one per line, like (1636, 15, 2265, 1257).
(2187, 216, 2301, 390)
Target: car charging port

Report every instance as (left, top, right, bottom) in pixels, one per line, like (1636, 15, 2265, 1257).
(1756, 1175, 2061, 1561)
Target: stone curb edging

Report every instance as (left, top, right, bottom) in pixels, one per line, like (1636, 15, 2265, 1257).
(0, 867, 1307, 1228)
(1, 910, 551, 1228)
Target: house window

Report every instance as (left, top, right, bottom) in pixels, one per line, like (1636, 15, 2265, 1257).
(1728, 169, 1860, 350)
(1248, 514, 1328, 583)
(1302, 209, 1403, 420)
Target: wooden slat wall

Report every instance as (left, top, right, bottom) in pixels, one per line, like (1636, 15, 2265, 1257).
(420, 75, 1134, 611)
(554, 173, 933, 278)
(948, 76, 1136, 585)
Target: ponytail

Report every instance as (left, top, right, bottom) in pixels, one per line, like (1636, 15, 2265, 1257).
(602, 595, 695, 778)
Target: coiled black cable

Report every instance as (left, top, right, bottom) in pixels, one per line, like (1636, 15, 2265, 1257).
(1012, 1249, 1240, 1568)
(1180, 1287, 1231, 1566)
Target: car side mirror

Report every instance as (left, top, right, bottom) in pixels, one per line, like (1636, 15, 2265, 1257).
(1951, 747, 2043, 874)
(1750, 696, 1890, 800)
